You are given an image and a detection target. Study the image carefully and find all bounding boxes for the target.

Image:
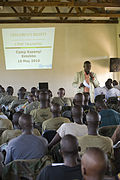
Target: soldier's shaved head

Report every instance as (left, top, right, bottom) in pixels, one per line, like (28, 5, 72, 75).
(50, 103, 62, 114)
(19, 114, 33, 132)
(95, 100, 107, 112)
(71, 105, 83, 124)
(86, 111, 100, 123)
(81, 147, 107, 180)
(73, 93, 84, 106)
(12, 112, 23, 127)
(86, 111, 101, 135)
(60, 134, 79, 157)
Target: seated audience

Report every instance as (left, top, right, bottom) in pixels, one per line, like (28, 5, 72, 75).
(0, 86, 6, 99)
(113, 80, 120, 91)
(47, 89, 53, 107)
(19, 87, 30, 99)
(0, 114, 13, 130)
(105, 80, 120, 100)
(5, 114, 48, 164)
(1, 112, 22, 144)
(22, 94, 35, 108)
(94, 86, 107, 98)
(81, 147, 113, 180)
(62, 93, 84, 122)
(24, 91, 40, 114)
(42, 103, 70, 133)
(113, 80, 118, 87)
(0, 105, 8, 119)
(0, 86, 16, 106)
(30, 87, 37, 96)
(30, 92, 52, 126)
(8, 89, 27, 112)
(37, 134, 82, 180)
(77, 111, 114, 162)
(95, 100, 120, 127)
(1, 112, 41, 144)
(52, 88, 72, 106)
(73, 93, 84, 106)
(48, 106, 87, 149)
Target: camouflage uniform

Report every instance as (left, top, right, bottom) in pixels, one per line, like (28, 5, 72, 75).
(52, 97, 72, 106)
(0, 95, 17, 106)
(24, 101, 40, 114)
(2, 155, 53, 180)
(9, 99, 27, 111)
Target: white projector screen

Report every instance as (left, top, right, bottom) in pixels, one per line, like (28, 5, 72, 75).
(2, 27, 55, 70)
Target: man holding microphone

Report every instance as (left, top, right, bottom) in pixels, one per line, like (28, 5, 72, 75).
(72, 61, 99, 103)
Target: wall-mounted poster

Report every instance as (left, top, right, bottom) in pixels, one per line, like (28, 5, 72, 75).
(110, 58, 120, 72)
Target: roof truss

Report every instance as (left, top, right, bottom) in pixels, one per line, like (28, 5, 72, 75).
(0, 0, 119, 23)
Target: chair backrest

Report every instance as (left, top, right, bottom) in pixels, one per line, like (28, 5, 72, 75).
(98, 125, 117, 138)
(42, 130, 57, 143)
(2, 155, 53, 180)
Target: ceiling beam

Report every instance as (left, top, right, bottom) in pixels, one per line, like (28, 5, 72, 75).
(64, 7, 74, 20)
(56, 7, 63, 20)
(0, 19, 118, 23)
(0, 12, 119, 18)
(0, 2, 120, 7)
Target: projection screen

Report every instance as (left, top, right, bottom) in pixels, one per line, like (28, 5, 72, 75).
(2, 27, 55, 70)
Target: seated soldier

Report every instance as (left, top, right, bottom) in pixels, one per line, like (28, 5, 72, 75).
(95, 100, 120, 127)
(46, 89, 53, 107)
(1, 112, 22, 144)
(48, 106, 87, 149)
(0, 86, 7, 99)
(77, 111, 114, 163)
(31, 87, 37, 96)
(83, 92, 95, 123)
(30, 92, 52, 127)
(1, 112, 41, 144)
(37, 134, 82, 180)
(19, 87, 30, 99)
(113, 80, 120, 91)
(0, 114, 13, 130)
(42, 103, 70, 133)
(5, 114, 48, 164)
(62, 93, 84, 122)
(8, 89, 27, 112)
(81, 147, 114, 180)
(52, 88, 72, 107)
(22, 94, 35, 112)
(24, 90, 41, 115)
(0, 105, 8, 119)
(105, 80, 120, 100)
(94, 86, 107, 99)
(0, 86, 17, 106)
(113, 80, 118, 87)
(106, 97, 120, 113)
